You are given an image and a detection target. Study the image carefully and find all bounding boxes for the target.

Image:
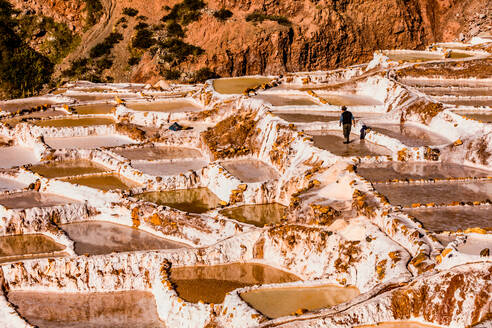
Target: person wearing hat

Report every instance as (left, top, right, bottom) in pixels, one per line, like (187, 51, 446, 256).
(339, 106, 355, 144)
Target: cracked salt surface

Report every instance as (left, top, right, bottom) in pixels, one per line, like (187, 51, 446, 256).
(61, 221, 189, 255)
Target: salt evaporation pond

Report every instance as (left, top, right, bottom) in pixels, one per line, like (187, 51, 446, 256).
(221, 159, 279, 183)
(0, 99, 58, 113)
(255, 94, 319, 106)
(374, 181, 492, 207)
(0, 234, 65, 264)
(220, 203, 286, 227)
(357, 322, 442, 328)
(241, 284, 360, 319)
(34, 117, 115, 127)
(0, 176, 27, 191)
(170, 263, 300, 304)
(131, 159, 208, 176)
(113, 146, 203, 160)
(61, 221, 188, 255)
(126, 100, 201, 113)
(453, 111, 492, 123)
(276, 112, 339, 123)
(135, 188, 221, 214)
(0, 191, 77, 209)
(309, 131, 391, 157)
(30, 160, 109, 178)
(370, 124, 450, 146)
(44, 135, 136, 149)
(213, 77, 272, 94)
(404, 206, 492, 232)
(9, 290, 166, 328)
(0, 146, 39, 168)
(67, 94, 134, 102)
(357, 162, 490, 182)
(384, 50, 444, 62)
(316, 93, 382, 106)
(441, 99, 492, 107)
(416, 87, 492, 97)
(436, 234, 491, 255)
(1, 109, 68, 128)
(72, 103, 115, 114)
(61, 174, 141, 191)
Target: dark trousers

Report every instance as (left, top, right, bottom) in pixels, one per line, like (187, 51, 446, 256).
(343, 124, 352, 141)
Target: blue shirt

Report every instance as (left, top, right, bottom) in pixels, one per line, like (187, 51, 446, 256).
(340, 111, 354, 124)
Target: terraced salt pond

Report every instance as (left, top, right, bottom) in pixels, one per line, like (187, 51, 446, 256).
(370, 124, 450, 146)
(221, 159, 279, 182)
(0, 99, 58, 113)
(136, 188, 221, 213)
(213, 77, 272, 94)
(0, 191, 77, 209)
(113, 146, 203, 160)
(416, 87, 492, 97)
(440, 99, 492, 107)
(453, 111, 492, 123)
(66, 94, 134, 102)
(220, 203, 286, 227)
(241, 284, 360, 319)
(357, 162, 490, 182)
(374, 181, 492, 207)
(30, 160, 110, 178)
(44, 135, 135, 149)
(384, 50, 444, 62)
(0, 234, 65, 264)
(404, 206, 492, 232)
(316, 93, 383, 107)
(60, 221, 188, 255)
(170, 263, 300, 304)
(126, 100, 201, 113)
(0, 176, 27, 191)
(34, 117, 115, 127)
(61, 174, 141, 191)
(357, 322, 442, 328)
(255, 94, 319, 106)
(1, 109, 68, 128)
(9, 290, 166, 328)
(0, 146, 39, 168)
(72, 103, 115, 114)
(309, 131, 391, 157)
(276, 112, 382, 123)
(131, 160, 208, 176)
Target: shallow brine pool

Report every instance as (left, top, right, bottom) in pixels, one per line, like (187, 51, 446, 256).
(113, 146, 203, 161)
(135, 188, 222, 214)
(34, 117, 115, 127)
(61, 221, 188, 255)
(220, 203, 286, 227)
(0, 234, 65, 263)
(170, 263, 300, 304)
(30, 160, 110, 178)
(213, 77, 273, 94)
(0, 146, 39, 168)
(374, 181, 492, 207)
(0, 191, 77, 209)
(221, 159, 280, 183)
(126, 100, 202, 113)
(44, 135, 136, 149)
(309, 131, 391, 157)
(61, 174, 141, 191)
(241, 284, 360, 319)
(370, 124, 450, 147)
(8, 290, 166, 328)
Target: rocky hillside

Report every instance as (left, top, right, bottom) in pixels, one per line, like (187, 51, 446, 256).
(1, 0, 490, 98)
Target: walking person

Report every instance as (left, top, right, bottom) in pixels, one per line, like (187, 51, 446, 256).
(339, 106, 355, 144)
